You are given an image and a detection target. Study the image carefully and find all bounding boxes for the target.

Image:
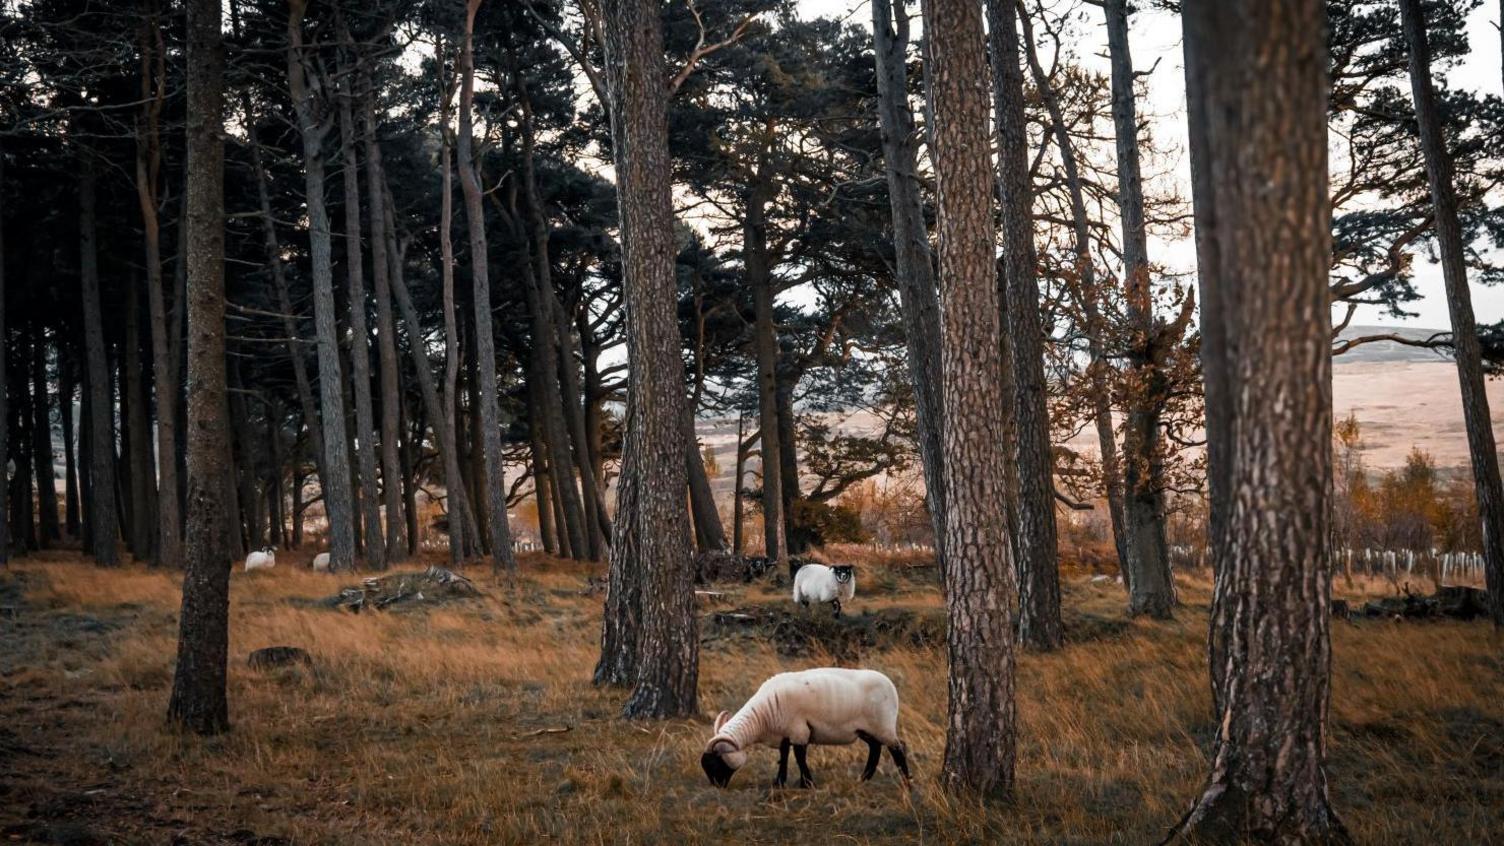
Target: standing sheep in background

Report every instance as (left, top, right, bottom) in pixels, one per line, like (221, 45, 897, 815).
(793, 564, 856, 618)
(243, 547, 276, 572)
(312, 552, 331, 572)
(700, 668, 910, 789)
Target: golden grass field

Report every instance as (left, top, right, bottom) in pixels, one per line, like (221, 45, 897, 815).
(1, 547, 1501, 845)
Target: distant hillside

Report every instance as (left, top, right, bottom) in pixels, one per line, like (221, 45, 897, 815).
(1333, 325, 1453, 364)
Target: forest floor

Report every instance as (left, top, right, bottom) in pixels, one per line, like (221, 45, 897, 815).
(1, 546, 1501, 845)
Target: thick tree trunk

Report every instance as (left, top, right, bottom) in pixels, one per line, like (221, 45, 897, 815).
(30, 331, 59, 545)
(1105, 0, 1175, 619)
(456, 0, 517, 574)
(595, 0, 698, 719)
(78, 154, 120, 567)
(287, 2, 356, 571)
(873, 0, 946, 570)
(748, 187, 785, 564)
(335, 30, 386, 571)
(361, 74, 407, 561)
(775, 380, 800, 550)
(987, 0, 1060, 651)
(923, 0, 1018, 797)
(1400, 0, 1504, 627)
(1167, 1, 1347, 840)
(167, 0, 231, 734)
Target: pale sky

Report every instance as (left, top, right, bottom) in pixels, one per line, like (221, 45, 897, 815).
(794, 0, 1504, 331)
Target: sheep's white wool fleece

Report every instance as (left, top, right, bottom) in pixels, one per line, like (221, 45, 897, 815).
(792, 564, 855, 605)
(711, 668, 901, 750)
(244, 550, 276, 572)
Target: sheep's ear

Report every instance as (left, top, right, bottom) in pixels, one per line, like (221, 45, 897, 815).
(713, 710, 731, 734)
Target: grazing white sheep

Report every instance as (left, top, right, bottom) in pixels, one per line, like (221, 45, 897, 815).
(243, 547, 277, 572)
(311, 552, 331, 572)
(700, 668, 910, 789)
(792, 563, 855, 618)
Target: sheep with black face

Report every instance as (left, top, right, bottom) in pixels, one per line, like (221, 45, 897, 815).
(792, 563, 856, 618)
(700, 668, 910, 789)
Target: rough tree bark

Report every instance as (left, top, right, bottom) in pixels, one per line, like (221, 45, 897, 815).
(923, 0, 1018, 797)
(1104, 0, 1175, 618)
(78, 153, 120, 567)
(335, 20, 386, 570)
(988, 0, 1061, 651)
(456, 0, 517, 574)
(595, 0, 698, 719)
(138, 1, 182, 569)
(60, 351, 80, 537)
(1400, 0, 1504, 627)
(287, 0, 356, 571)
(360, 71, 407, 561)
(1167, 1, 1348, 840)
(873, 0, 946, 570)
(167, 0, 231, 734)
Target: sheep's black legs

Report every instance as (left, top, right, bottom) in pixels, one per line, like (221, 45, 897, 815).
(775, 738, 791, 787)
(793, 744, 814, 787)
(888, 743, 911, 782)
(859, 733, 882, 781)
(830, 599, 842, 618)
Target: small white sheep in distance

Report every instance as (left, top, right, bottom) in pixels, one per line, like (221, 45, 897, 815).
(311, 552, 331, 572)
(792, 563, 855, 618)
(243, 547, 276, 572)
(700, 667, 910, 789)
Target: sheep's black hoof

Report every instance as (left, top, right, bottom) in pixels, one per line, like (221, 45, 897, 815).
(798, 777, 815, 789)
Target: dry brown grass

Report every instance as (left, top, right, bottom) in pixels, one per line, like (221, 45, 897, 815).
(1, 548, 1501, 844)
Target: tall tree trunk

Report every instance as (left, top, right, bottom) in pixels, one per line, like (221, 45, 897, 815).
(685, 407, 726, 552)
(60, 351, 80, 537)
(125, 282, 157, 559)
(335, 22, 385, 570)
(138, 2, 180, 568)
(167, 0, 231, 734)
(1182, 0, 1235, 716)
(518, 91, 601, 559)
(1400, 0, 1504, 627)
(595, 0, 698, 719)
(748, 184, 785, 564)
(383, 207, 483, 560)
(30, 330, 59, 545)
(924, 0, 1018, 797)
(456, 0, 517, 574)
(988, 0, 1061, 650)
(732, 413, 748, 554)
(529, 396, 559, 554)
(361, 72, 407, 561)
(14, 367, 35, 552)
(1018, 7, 1128, 585)
(78, 153, 120, 567)
(287, 0, 356, 571)
(434, 39, 474, 563)
(775, 379, 800, 550)
(1104, 0, 1176, 618)
(873, 0, 946, 570)
(1167, 1, 1347, 840)
(0, 145, 6, 564)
